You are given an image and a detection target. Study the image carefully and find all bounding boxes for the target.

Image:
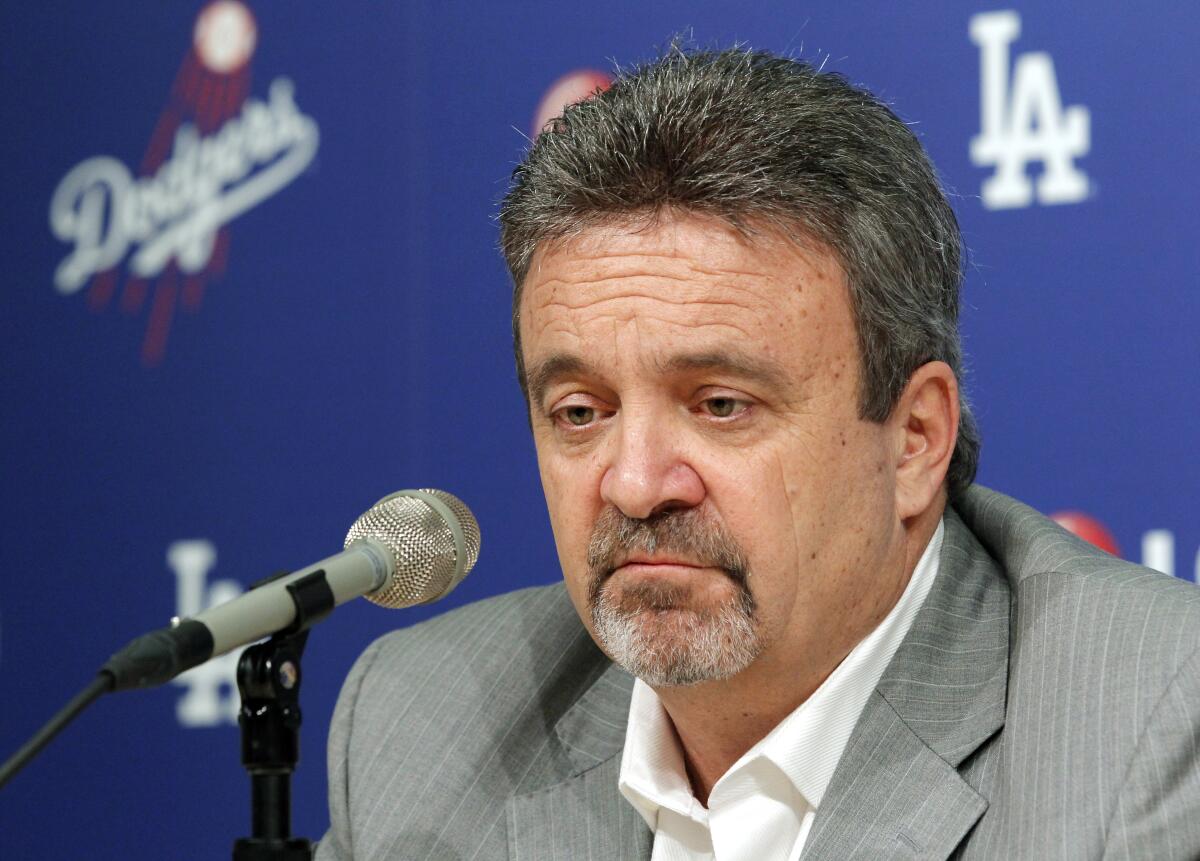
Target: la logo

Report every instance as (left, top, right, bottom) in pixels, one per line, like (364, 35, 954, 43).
(168, 539, 244, 727)
(969, 11, 1091, 209)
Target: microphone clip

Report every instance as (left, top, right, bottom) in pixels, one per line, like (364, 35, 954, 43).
(275, 568, 335, 638)
(232, 569, 332, 860)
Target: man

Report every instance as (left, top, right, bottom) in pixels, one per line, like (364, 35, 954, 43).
(317, 47, 1200, 860)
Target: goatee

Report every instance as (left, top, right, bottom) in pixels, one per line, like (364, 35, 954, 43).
(586, 507, 761, 686)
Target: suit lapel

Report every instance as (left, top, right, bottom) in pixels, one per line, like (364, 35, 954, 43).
(507, 663, 652, 860)
(802, 508, 1011, 859)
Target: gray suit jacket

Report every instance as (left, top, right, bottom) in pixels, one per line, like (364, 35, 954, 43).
(316, 486, 1200, 860)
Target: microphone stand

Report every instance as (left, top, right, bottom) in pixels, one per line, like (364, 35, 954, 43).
(232, 569, 335, 861)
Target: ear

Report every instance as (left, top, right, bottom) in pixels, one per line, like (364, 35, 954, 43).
(890, 361, 959, 521)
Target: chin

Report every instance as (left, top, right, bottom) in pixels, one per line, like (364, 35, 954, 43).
(590, 585, 762, 687)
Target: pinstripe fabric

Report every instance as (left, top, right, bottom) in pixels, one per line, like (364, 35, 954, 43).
(315, 582, 646, 861)
(317, 486, 1200, 860)
(951, 490, 1200, 860)
(803, 488, 1200, 860)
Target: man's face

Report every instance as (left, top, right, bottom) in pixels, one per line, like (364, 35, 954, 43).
(519, 212, 906, 687)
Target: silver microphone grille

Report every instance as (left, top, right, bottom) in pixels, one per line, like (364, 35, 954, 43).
(344, 489, 481, 609)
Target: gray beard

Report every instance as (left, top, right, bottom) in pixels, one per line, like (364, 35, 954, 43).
(591, 578, 761, 686)
(585, 506, 762, 686)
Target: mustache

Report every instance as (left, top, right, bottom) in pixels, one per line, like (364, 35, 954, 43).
(585, 506, 752, 606)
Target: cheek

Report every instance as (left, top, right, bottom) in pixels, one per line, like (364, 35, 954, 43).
(746, 422, 891, 561)
(535, 445, 605, 600)
(775, 423, 895, 578)
(538, 444, 601, 525)
(706, 447, 801, 576)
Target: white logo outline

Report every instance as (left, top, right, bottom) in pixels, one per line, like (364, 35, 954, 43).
(969, 10, 1091, 210)
(49, 77, 319, 294)
(168, 539, 243, 727)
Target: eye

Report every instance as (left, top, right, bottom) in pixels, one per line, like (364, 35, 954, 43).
(705, 397, 738, 418)
(563, 405, 595, 426)
(549, 398, 609, 430)
(700, 396, 749, 419)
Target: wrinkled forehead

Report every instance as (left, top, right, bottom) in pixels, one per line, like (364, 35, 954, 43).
(516, 212, 859, 394)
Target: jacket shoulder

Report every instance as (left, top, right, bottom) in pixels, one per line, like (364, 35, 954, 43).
(320, 583, 611, 860)
(340, 582, 603, 752)
(956, 484, 1200, 632)
(362, 581, 586, 680)
(952, 487, 1200, 857)
(957, 485, 1200, 687)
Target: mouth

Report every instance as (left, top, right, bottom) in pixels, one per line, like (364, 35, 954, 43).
(589, 551, 757, 623)
(607, 557, 729, 589)
(613, 555, 706, 573)
(620, 553, 701, 567)
(596, 558, 752, 620)
(584, 506, 753, 612)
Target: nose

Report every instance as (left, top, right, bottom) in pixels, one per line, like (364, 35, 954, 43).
(599, 411, 706, 520)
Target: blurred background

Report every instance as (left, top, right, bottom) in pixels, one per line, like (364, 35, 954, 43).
(2, 1, 1196, 857)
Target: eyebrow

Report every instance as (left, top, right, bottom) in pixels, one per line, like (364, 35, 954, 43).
(657, 351, 791, 392)
(526, 353, 590, 407)
(524, 349, 791, 407)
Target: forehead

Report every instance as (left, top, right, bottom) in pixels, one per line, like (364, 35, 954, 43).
(517, 212, 855, 389)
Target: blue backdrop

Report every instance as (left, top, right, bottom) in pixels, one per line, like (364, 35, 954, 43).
(2, 2, 1197, 858)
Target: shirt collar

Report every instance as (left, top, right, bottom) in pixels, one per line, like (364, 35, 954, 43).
(618, 519, 945, 826)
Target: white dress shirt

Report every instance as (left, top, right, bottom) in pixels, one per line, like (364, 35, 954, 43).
(618, 520, 944, 861)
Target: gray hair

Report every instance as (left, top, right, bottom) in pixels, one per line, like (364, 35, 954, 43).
(499, 46, 979, 497)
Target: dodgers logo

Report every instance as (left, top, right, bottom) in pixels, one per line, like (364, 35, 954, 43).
(969, 10, 1091, 210)
(48, 1, 319, 364)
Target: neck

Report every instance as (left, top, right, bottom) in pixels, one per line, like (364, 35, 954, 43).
(652, 502, 944, 804)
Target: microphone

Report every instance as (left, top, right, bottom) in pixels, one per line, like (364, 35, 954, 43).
(101, 488, 481, 692)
